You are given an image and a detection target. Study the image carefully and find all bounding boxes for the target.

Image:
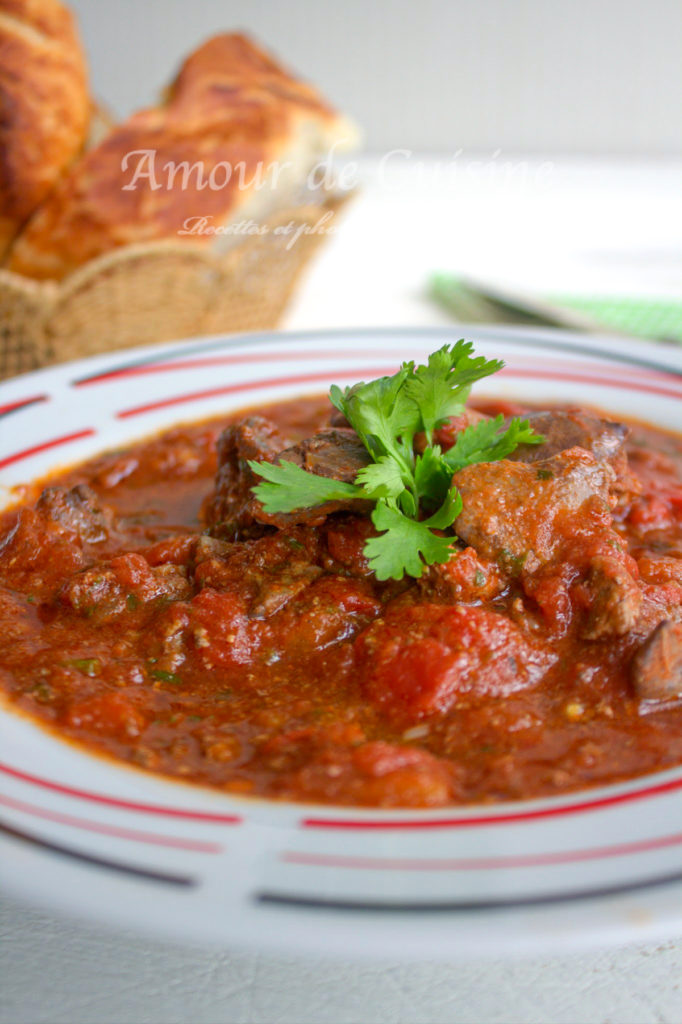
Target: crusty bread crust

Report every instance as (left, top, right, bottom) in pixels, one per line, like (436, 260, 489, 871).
(8, 33, 355, 280)
(0, 0, 89, 259)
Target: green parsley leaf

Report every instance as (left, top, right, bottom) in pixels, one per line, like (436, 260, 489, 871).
(355, 456, 406, 501)
(365, 488, 463, 580)
(150, 668, 183, 685)
(413, 446, 452, 508)
(330, 369, 420, 469)
(67, 658, 100, 677)
(404, 342, 503, 442)
(248, 458, 363, 513)
(444, 415, 544, 473)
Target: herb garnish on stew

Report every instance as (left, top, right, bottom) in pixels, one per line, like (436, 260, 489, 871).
(249, 342, 544, 579)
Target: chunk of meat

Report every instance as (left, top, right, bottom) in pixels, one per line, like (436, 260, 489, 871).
(35, 485, 113, 545)
(190, 534, 234, 570)
(0, 508, 86, 598)
(577, 553, 643, 641)
(454, 449, 641, 638)
(355, 604, 554, 723)
(509, 409, 639, 507)
(631, 620, 682, 702)
(323, 515, 376, 577)
(61, 552, 192, 622)
(273, 575, 381, 656)
(455, 448, 614, 568)
(0, 486, 116, 599)
(510, 409, 627, 465)
(629, 574, 682, 652)
(253, 428, 370, 529)
(201, 416, 292, 538)
(329, 407, 350, 428)
(144, 602, 192, 675)
(187, 574, 380, 675)
(279, 428, 368, 481)
(194, 529, 323, 618)
(203, 419, 370, 536)
(193, 526, 380, 650)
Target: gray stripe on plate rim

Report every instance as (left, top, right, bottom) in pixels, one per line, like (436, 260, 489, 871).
(0, 819, 197, 887)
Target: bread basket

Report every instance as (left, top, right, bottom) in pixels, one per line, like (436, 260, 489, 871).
(0, 192, 348, 379)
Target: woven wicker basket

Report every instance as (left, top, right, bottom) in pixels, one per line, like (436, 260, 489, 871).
(0, 194, 348, 379)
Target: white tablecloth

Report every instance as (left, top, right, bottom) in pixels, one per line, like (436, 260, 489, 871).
(2, 157, 682, 1024)
(1, 895, 681, 1024)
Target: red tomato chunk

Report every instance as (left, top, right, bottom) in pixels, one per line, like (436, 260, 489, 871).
(356, 605, 554, 723)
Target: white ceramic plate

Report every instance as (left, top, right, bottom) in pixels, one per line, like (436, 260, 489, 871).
(1, 326, 682, 959)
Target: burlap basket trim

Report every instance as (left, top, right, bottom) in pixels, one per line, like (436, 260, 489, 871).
(0, 194, 349, 379)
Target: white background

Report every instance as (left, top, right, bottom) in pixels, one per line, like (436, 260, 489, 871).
(69, 0, 682, 155)
(2, 893, 682, 1024)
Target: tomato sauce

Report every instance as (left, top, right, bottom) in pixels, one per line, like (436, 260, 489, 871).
(0, 396, 681, 808)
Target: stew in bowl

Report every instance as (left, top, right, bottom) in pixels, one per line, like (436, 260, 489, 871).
(1, 341, 681, 808)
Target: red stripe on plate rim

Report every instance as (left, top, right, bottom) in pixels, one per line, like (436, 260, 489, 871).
(115, 367, 400, 418)
(302, 773, 682, 829)
(0, 763, 241, 824)
(77, 350, 407, 386)
(3, 760, 682, 831)
(0, 429, 96, 471)
(282, 831, 682, 871)
(0, 394, 48, 417)
(0, 791, 222, 852)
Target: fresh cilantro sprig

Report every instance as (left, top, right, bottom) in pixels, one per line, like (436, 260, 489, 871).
(443, 414, 545, 473)
(249, 342, 544, 580)
(242, 459, 361, 513)
(363, 488, 463, 580)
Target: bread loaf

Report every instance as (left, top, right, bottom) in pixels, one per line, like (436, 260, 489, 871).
(8, 33, 356, 280)
(0, 0, 89, 259)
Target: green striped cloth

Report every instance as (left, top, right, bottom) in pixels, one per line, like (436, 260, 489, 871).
(429, 274, 682, 345)
(547, 295, 682, 344)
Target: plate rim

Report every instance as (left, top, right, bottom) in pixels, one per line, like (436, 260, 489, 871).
(2, 323, 682, 956)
